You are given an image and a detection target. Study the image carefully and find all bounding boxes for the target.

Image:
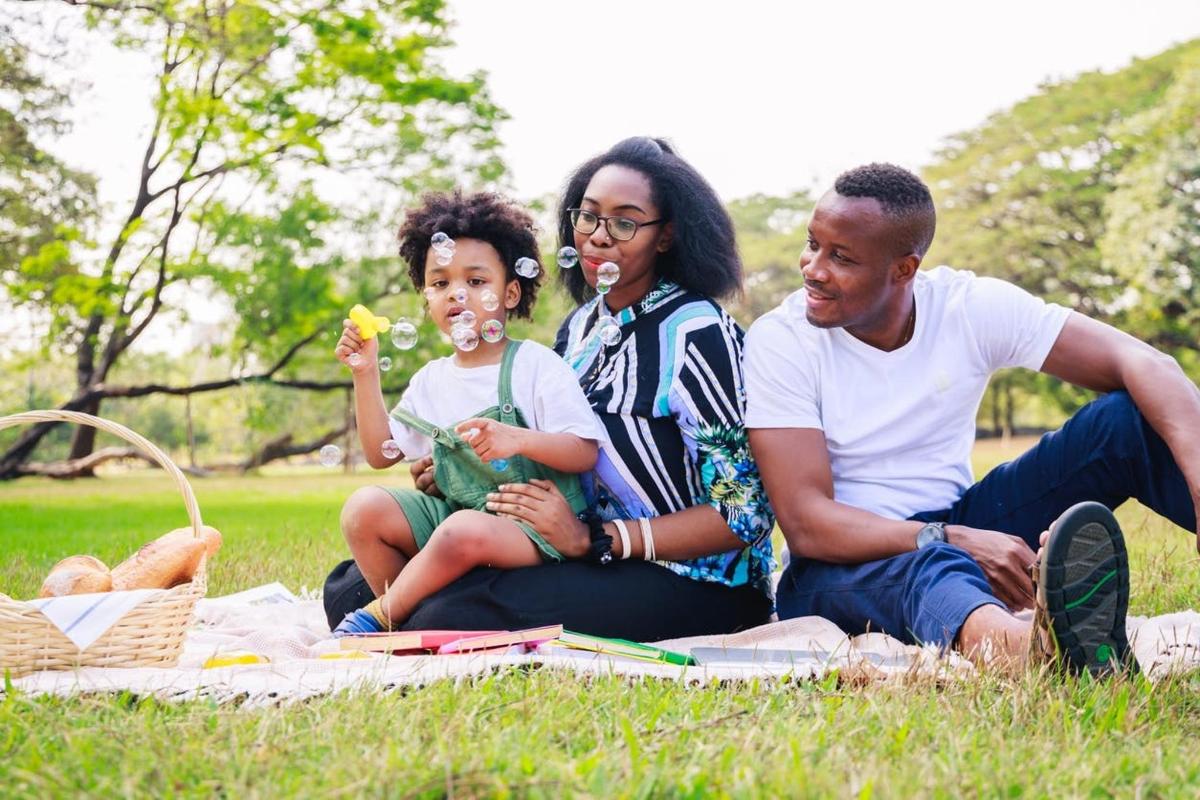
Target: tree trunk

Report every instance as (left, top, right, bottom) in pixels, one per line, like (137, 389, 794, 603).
(1003, 378, 1015, 444)
(66, 394, 103, 476)
(990, 380, 1001, 437)
(185, 394, 197, 468)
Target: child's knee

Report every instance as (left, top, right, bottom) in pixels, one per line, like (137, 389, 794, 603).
(428, 511, 491, 561)
(340, 487, 392, 545)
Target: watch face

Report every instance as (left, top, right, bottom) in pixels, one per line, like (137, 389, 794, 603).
(917, 524, 946, 548)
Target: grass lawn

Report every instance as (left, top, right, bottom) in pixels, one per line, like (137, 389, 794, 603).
(2, 439, 1200, 798)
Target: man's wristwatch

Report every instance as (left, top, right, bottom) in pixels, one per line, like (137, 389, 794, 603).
(578, 509, 613, 565)
(915, 521, 948, 549)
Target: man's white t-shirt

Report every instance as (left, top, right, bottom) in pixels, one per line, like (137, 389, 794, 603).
(387, 340, 600, 460)
(743, 266, 1071, 520)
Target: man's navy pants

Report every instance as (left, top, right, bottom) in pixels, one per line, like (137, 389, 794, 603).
(776, 391, 1197, 647)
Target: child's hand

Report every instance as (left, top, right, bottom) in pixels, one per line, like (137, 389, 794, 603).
(335, 319, 379, 374)
(455, 418, 527, 462)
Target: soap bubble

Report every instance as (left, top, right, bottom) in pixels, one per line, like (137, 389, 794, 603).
(347, 352, 363, 367)
(514, 257, 540, 279)
(557, 246, 579, 269)
(464, 427, 480, 441)
(431, 231, 451, 249)
(451, 325, 479, 351)
(596, 282, 612, 295)
(435, 252, 453, 266)
(597, 317, 622, 345)
(451, 288, 468, 304)
(481, 319, 505, 342)
(381, 439, 402, 459)
(481, 289, 500, 311)
(319, 444, 342, 467)
(491, 458, 509, 472)
(423, 287, 436, 302)
(597, 261, 620, 288)
(378, 356, 393, 371)
(391, 318, 418, 350)
(452, 309, 477, 328)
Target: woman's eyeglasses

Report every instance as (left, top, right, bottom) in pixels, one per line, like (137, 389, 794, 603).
(568, 208, 665, 242)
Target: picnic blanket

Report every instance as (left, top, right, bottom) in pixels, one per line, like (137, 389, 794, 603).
(6, 584, 1200, 708)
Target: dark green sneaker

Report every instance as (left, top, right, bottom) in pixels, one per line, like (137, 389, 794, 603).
(1034, 502, 1135, 677)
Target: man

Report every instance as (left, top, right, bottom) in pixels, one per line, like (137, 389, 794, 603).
(744, 163, 1200, 674)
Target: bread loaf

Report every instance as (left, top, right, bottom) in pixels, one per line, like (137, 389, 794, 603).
(111, 526, 218, 591)
(39, 555, 113, 597)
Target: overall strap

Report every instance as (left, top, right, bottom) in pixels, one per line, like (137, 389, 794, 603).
(497, 339, 523, 426)
(388, 404, 457, 447)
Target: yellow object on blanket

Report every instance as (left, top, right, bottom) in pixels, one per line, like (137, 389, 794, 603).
(318, 650, 372, 660)
(203, 651, 269, 669)
(349, 304, 390, 340)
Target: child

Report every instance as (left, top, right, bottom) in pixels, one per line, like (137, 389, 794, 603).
(331, 190, 600, 635)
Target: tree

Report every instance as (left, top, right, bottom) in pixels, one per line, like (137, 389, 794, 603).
(1, 0, 506, 479)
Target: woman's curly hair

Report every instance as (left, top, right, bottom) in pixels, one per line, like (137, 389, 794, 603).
(398, 190, 542, 319)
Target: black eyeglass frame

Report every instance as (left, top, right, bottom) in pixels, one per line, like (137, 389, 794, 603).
(567, 208, 666, 242)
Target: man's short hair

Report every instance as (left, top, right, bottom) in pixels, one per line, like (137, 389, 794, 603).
(834, 163, 936, 257)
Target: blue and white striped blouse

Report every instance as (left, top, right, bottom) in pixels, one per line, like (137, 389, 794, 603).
(555, 280, 776, 598)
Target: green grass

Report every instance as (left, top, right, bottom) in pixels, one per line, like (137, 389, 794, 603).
(2, 442, 1199, 798)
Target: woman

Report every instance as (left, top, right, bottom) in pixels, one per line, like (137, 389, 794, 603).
(326, 137, 775, 640)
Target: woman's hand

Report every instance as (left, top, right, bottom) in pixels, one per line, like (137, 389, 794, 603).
(486, 479, 590, 559)
(409, 454, 443, 499)
(455, 418, 527, 462)
(334, 320, 379, 375)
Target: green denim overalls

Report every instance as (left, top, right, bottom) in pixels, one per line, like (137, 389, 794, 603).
(384, 339, 590, 561)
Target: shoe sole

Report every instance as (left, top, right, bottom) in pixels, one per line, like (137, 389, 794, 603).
(1040, 501, 1134, 677)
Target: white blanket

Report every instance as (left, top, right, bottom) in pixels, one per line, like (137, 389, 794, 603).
(6, 585, 1200, 708)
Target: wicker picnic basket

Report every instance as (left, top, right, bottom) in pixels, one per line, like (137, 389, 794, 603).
(0, 410, 208, 676)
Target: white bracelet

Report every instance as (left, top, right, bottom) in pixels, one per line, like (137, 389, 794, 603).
(638, 517, 655, 562)
(612, 519, 633, 560)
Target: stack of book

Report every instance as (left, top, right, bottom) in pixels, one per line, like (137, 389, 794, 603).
(338, 625, 694, 665)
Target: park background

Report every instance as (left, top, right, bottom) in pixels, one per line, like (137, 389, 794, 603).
(3, 1, 1200, 796)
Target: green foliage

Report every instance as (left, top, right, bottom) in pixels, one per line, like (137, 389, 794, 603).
(925, 39, 1200, 375)
(0, 20, 97, 289)
(725, 190, 814, 326)
(2, 0, 508, 467)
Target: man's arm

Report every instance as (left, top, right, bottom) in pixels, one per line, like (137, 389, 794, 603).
(1041, 312, 1200, 533)
(750, 427, 1038, 609)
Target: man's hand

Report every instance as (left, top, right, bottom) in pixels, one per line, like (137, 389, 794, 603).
(947, 525, 1037, 611)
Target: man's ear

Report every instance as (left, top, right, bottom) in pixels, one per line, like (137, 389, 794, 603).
(894, 252, 922, 284)
(656, 222, 674, 253)
(504, 278, 521, 311)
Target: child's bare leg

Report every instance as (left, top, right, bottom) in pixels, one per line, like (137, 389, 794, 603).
(379, 510, 541, 625)
(340, 487, 419, 596)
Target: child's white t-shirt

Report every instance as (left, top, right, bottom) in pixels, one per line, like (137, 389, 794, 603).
(386, 340, 601, 460)
(744, 266, 1071, 520)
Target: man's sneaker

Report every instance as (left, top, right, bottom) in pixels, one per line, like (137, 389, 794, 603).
(1031, 501, 1135, 676)
(332, 607, 386, 638)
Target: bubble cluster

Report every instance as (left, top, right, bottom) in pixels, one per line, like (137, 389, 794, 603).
(319, 444, 342, 467)
(597, 261, 620, 292)
(378, 356, 393, 371)
(481, 289, 500, 312)
(451, 325, 479, 352)
(557, 246, 579, 269)
(514, 257, 540, 279)
(381, 439, 402, 460)
(452, 309, 477, 328)
(481, 318, 505, 343)
(391, 318, 418, 350)
(432, 232, 456, 266)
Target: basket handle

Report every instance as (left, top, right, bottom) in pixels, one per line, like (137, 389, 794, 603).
(0, 410, 203, 538)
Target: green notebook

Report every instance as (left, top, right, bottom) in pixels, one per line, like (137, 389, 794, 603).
(550, 629, 695, 666)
